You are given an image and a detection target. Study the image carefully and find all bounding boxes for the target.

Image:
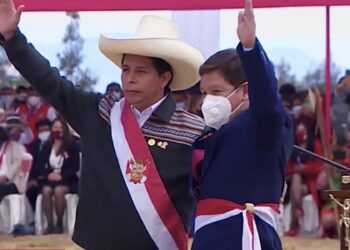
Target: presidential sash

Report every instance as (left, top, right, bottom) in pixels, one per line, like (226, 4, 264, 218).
(110, 98, 187, 250)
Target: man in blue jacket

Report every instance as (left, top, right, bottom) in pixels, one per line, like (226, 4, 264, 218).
(192, 0, 294, 249)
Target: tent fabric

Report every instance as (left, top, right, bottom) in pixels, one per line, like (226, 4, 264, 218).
(15, 0, 350, 11)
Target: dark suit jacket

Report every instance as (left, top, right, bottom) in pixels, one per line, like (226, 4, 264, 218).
(28, 139, 45, 183)
(2, 29, 205, 250)
(38, 140, 80, 186)
(192, 40, 294, 250)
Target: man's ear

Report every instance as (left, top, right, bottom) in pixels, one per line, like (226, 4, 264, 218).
(161, 71, 172, 88)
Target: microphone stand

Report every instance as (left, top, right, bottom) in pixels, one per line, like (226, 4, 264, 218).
(293, 145, 350, 172)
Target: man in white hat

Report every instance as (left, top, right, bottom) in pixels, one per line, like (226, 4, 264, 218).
(0, 1, 205, 249)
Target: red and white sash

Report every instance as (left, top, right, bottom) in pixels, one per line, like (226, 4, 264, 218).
(195, 198, 280, 250)
(110, 99, 187, 250)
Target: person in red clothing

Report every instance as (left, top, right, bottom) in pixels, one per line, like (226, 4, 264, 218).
(317, 137, 350, 238)
(285, 120, 324, 236)
(16, 87, 57, 139)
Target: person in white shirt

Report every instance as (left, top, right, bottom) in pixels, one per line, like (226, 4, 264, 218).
(0, 126, 27, 202)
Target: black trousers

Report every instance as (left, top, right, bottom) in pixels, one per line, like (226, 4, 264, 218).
(26, 186, 41, 212)
(0, 183, 19, 202)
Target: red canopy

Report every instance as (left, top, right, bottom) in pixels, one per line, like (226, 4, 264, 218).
(15, 0, 350, 11)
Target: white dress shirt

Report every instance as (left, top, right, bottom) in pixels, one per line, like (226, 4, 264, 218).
(131, 95, 167, 127)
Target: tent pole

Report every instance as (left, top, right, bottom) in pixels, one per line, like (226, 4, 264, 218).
(325, 5, 332, 142)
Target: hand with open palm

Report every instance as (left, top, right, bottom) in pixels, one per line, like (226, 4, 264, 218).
(237, 0, 256, 49)
(0, 0, 24, 40)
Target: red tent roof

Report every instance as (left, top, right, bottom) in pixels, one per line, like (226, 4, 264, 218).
(16, 0, 350, 11)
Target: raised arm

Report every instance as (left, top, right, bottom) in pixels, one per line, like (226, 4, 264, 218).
(236, 0, 281, 117)
(236, 0, 288, 146)
(0, 0, 100, 136)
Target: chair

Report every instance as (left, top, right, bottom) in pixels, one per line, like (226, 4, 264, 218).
(35, 193, 79, 234)
(282, 194, 322, 237)
(0, 153, 34, 233)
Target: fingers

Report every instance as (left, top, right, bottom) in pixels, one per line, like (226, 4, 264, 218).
(0, 0, 15, 9)
(245, 0, 253, 12)
(244, 0, 254, 17)
(238, 11, 244, 24)
(8, 0, 15, 9)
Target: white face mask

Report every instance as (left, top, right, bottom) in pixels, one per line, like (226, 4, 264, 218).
(292, 105, 302, 117)
(28, 96, 41, 107)
(201, 87, 244, 130)
(112, 91, 121, 100)
(176, 102, 186, 110)
(38, 131, 50, 141)
(16, 93, 27, 101)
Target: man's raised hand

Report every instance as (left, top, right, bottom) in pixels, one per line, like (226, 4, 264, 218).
(0, 0, 24, 40)
(237, 0, 256, 49)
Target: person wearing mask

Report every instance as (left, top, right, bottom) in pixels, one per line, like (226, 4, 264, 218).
(16, 87, 57, 137)
(4, 114, 33, 146)
(26, 118, 52, 212)
(187, 82, 203, 118)
(0, 126, 26, 202)
(173, 90, 189, 110)
(105, 82, 123, 100)
(9, 85, 28, 112)
(38, 117, 80, 234)
(0, 86, 14, 111)
(191, 1, 293, 249)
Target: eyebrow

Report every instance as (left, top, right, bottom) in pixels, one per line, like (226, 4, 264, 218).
(208, 84, 224, 89)
(121, 64, 149, 70)
(136, 66, 148, 70)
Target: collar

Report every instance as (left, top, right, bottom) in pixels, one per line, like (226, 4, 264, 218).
(151, 92, 176, 123)
(98, 90, 176, 125)
(131, 94, 167, 117)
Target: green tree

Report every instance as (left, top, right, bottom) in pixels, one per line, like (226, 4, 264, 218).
(0, 48, 10, 87)
(275, 58, 298, 86)
(57, 12, 97, 91)
(303, 61, 342, 91)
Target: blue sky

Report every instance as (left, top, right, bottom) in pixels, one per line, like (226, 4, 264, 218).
(16, 7, 350, 93)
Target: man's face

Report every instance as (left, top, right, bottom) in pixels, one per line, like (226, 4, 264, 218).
(121, 54, 170, 111)
(200, 70, 247, 111)
(107, 85, 121, 95)
(38, 125, 51, 133)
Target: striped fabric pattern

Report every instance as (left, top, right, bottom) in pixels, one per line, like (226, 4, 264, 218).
(98, 95, 204, 146)
(144, 111, 204, 146)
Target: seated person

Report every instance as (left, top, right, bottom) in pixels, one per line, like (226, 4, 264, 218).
(38, 117, 80, 234)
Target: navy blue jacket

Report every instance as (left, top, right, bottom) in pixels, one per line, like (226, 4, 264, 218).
(192, 40, 294, 250)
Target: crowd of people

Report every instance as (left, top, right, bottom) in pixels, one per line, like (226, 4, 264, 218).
(0, 0, 347, 249)
(0, 34, 348, 241)
(0, 84, 84, 234)
(278, 72, 350, 238)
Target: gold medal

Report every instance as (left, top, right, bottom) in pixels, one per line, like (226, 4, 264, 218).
(148, 139, 156, 146)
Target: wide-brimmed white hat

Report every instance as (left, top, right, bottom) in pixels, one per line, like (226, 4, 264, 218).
(3, 114, 24, 131)
(99, 15, 205, 91)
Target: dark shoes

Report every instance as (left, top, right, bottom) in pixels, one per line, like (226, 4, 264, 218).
(52, 224, 63, 234)
(44, 223, 63, 234)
